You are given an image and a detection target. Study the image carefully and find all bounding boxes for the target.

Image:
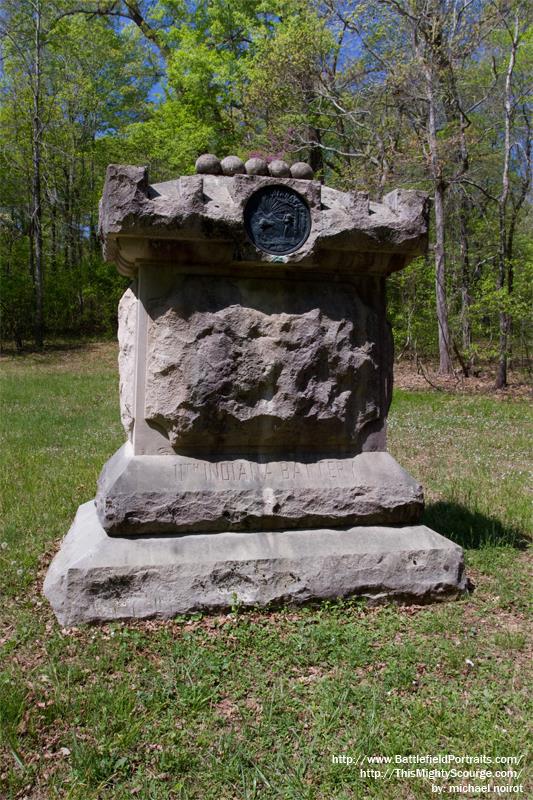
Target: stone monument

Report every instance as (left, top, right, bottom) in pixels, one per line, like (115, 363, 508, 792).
(44, 155, 467, 625)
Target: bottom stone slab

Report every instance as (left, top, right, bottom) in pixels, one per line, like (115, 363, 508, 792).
(44, 501, 467, 626)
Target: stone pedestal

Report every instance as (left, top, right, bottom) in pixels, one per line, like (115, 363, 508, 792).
(44, 502, 467, 627)
(44, 163, 467, 623)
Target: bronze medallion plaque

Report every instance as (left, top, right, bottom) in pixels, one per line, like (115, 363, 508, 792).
(244, 185, 311, 255)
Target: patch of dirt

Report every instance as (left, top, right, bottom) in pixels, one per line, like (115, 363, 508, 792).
(394, 359, 531, 398)
(0, 341, 118, 374)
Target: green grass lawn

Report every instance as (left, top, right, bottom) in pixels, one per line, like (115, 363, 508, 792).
(1, 343, 531, 800)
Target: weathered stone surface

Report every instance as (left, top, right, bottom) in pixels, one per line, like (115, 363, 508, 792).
(96, 166, 430, 537)
(98, 166, 429, 277)
(117, 284, 137, 440)
(44, 501, 467, 625)
(95, 445, 424, 535)
(268, 159, 290, 177)
(245, 157, 268, 175)
(195, 153, 221, 174)
(43, 162, 469, 630)
(141, 273, 388, 450)
(290, 162, 314, 179)
(220, 155, 246, 175)
(98, 165, 148, 267)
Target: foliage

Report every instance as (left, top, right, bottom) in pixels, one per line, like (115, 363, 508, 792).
(0, 0, 531, 377)
(0, 4, 151, 345)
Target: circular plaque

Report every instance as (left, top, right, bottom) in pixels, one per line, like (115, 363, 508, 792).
(244, 185, 311, 255)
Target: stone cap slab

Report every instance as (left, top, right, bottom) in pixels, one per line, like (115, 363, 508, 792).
(99, 165, 429, 276)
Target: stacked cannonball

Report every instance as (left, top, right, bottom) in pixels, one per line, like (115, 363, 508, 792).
(195, 154, 314, 180)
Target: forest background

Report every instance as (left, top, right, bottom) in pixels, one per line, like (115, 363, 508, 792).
(1, 0, 531, 387)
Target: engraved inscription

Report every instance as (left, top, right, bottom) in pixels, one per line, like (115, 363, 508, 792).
(244, 185, 311, 255)
(172, 459, 359, 484)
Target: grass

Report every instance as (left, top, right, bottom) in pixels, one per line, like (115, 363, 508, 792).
(1, 342, 531, 799)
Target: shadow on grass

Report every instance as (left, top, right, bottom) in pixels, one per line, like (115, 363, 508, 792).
(424, 501, 530, 550)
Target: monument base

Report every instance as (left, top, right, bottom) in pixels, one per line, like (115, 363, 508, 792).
(44, 502, 467, 626)
(95, 444, 425, 535)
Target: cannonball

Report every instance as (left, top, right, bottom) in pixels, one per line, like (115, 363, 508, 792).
(290, 162, 314, 180)
(245, 157, 268, 176)
(195, 153, 222, 174)
(268, 159, 291, 178)
(220, 155, 246, 176)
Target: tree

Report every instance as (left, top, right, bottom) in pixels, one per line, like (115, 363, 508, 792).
(244, 7, 335, 174)
(1, 0, 47, 345)
(0, 1, 155, 345)
(1, 0, 531, 375)
(330, 0, 491, 373)
(493, 4, 532, 387)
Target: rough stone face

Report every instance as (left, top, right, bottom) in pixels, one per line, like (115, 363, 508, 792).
(142, 274, 387, 450)
(44, 501, 467, 626)
(195, 153, 221, 174)
(268, 159, 291, 177)
(220, 155, 246, 175)
(98, 165, 149, 263)
(245, 157, 268, 175)
(96, 445, 423, 535)
(290, 162, 314, 179)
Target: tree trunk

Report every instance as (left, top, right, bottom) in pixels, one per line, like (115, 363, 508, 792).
(456, 106, 472, 361)
(433, 180, 453, 373)
(307, 125, 324, 176)
(89, 139, 98, 248)
(496, 207, 509, 388)
(495, 16, 519, 389)
(50, 197, 57, 272)
(31, 0, 44, 348)
(459, 197, 472, 356)
(425, 62, 453, 374)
